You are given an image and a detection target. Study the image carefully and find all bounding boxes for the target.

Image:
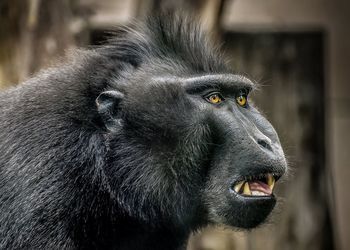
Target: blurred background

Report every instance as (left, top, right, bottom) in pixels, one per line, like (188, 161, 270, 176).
(0, 0, 349, 249)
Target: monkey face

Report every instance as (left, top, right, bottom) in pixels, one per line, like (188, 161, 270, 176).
(187, 74, 287, 229)
(97, 71, 287, 230)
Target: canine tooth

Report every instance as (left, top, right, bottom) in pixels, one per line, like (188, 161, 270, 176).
(243, 182, 251, 195)
(267, 174, 275, 191)
(234, 181, 244, 193)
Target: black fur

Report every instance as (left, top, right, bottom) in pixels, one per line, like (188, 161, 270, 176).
(0, 13, 287, 250)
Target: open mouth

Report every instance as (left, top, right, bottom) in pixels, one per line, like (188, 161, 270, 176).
(232, 173, 280, 197)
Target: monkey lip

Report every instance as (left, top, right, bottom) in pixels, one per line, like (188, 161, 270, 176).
(231, 173, 281, 197)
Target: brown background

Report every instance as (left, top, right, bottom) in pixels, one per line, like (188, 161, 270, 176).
(1, 1, 349, 249)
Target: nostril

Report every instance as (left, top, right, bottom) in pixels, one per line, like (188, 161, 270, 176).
(257, 139, 273, 152)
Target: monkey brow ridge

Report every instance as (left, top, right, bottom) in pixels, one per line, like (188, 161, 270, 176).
(152, 74, 255, 93)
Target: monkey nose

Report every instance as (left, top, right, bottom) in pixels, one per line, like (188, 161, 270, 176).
(256, 138, 273, 152)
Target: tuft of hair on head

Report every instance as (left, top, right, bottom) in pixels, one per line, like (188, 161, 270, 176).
(97, 12, 228, 73)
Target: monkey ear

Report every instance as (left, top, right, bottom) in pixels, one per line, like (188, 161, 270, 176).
(96, 90, 124, 132)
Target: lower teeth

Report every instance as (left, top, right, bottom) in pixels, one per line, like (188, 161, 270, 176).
(251, 190, 267, 196)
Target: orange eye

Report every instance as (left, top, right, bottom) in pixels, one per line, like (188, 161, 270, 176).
(236, 95, 247, 107)
(208, 94, 223, 104)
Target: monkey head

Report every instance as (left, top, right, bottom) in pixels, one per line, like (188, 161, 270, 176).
(95, 14, 287, 231)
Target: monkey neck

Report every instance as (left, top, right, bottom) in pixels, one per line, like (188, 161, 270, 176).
(114, 225, 189, 250)
(69, 183, 193, 250)
(73, 214, 190, 250)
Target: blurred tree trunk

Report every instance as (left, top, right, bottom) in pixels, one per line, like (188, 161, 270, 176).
(0, 0, 90, 88)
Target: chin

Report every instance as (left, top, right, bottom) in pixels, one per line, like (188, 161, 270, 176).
(207, 172, 282, 229)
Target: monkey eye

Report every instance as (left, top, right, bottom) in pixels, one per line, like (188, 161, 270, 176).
(206, 93, 224, 104)
(236, 94, 248, 107)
